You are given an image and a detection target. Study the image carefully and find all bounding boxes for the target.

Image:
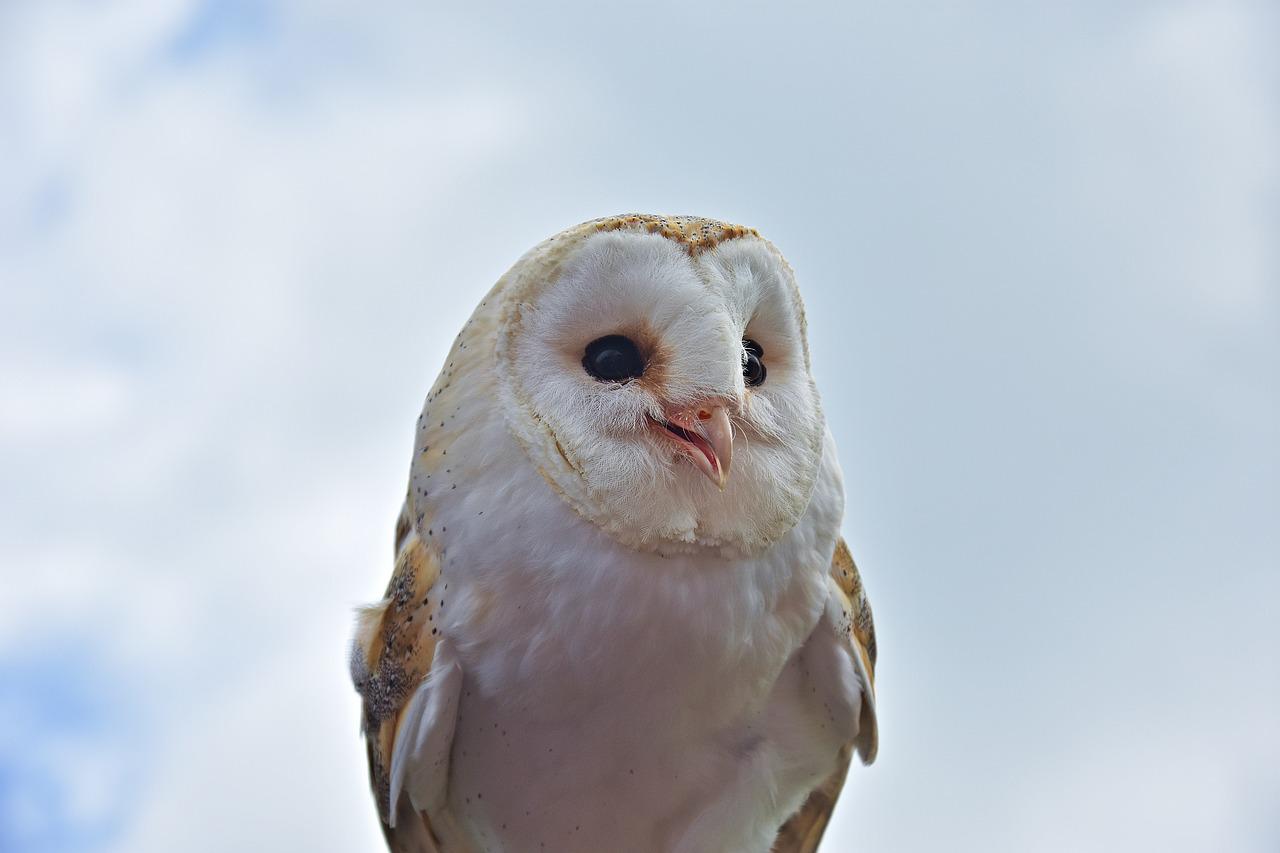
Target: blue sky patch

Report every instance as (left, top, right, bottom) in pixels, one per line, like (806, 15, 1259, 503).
(166, 0, 276, 64)
(0, 651, 143, 853)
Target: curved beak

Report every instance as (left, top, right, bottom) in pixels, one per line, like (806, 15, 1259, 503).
(652, 405, 734, 488)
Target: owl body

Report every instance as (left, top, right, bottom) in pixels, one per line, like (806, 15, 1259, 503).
(352, 216, 877, 853)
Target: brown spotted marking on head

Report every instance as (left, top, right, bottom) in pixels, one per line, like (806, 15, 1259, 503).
(590, 213, 760, 256)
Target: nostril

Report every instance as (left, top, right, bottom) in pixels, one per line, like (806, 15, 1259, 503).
(698, 410, 711, 420)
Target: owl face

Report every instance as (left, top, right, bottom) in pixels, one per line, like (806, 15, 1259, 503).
(497, 219, 826, 556)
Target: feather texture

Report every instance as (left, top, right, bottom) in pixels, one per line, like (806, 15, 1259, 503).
(351, 507, 458, 849)
(772, 539, 878, 853)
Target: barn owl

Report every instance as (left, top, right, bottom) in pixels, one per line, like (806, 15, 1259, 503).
(350, 214, 878, 853)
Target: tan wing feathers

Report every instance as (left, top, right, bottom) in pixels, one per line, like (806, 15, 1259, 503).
(830, 538, 877, 694)
(351, 500, 446, 834)
(773, 539, 878, 853)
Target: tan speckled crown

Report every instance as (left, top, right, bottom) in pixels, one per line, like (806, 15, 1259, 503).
(589, 214, 759, 255)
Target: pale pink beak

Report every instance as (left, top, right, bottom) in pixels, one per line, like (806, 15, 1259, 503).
(651, 405, 734, 488)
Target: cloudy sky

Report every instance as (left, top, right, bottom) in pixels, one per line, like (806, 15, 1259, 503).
(1, 1, 1276, 851)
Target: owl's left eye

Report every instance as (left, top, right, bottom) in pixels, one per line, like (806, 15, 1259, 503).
(743, 338, 766, 387)
(583, 335, 646, 383)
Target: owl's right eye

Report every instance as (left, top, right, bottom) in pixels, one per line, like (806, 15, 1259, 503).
(583, 335, 646, 383)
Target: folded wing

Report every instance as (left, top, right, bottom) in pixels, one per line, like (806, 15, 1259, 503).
(350, 503, 464, 852)
(773, 539, 879, 853)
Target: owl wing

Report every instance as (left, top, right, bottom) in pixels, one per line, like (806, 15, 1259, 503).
(772, 538, 879, 853)
(350, 502, 465, 852)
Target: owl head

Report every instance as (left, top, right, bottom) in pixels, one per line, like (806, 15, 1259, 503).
(484, 215, 826, 558)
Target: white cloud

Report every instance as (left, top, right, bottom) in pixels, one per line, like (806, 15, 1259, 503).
(0, 362, 132, 441)
(110, 626, 386, 853)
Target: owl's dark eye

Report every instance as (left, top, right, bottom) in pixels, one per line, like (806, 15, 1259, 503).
(743, 338, 766, 387)
(583, 335, 646, 383)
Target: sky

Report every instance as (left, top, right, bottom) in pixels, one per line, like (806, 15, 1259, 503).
(0, 1, 1276, 851)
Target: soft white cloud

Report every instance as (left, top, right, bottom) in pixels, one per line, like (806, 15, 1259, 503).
(110, 625, 385, 853)
(0, 362, 132, 441)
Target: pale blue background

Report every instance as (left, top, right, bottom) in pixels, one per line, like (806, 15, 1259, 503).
(1, 2, 1276, 851)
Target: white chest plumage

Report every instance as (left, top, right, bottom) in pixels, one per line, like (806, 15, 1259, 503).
(426, 414, 846, 853)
